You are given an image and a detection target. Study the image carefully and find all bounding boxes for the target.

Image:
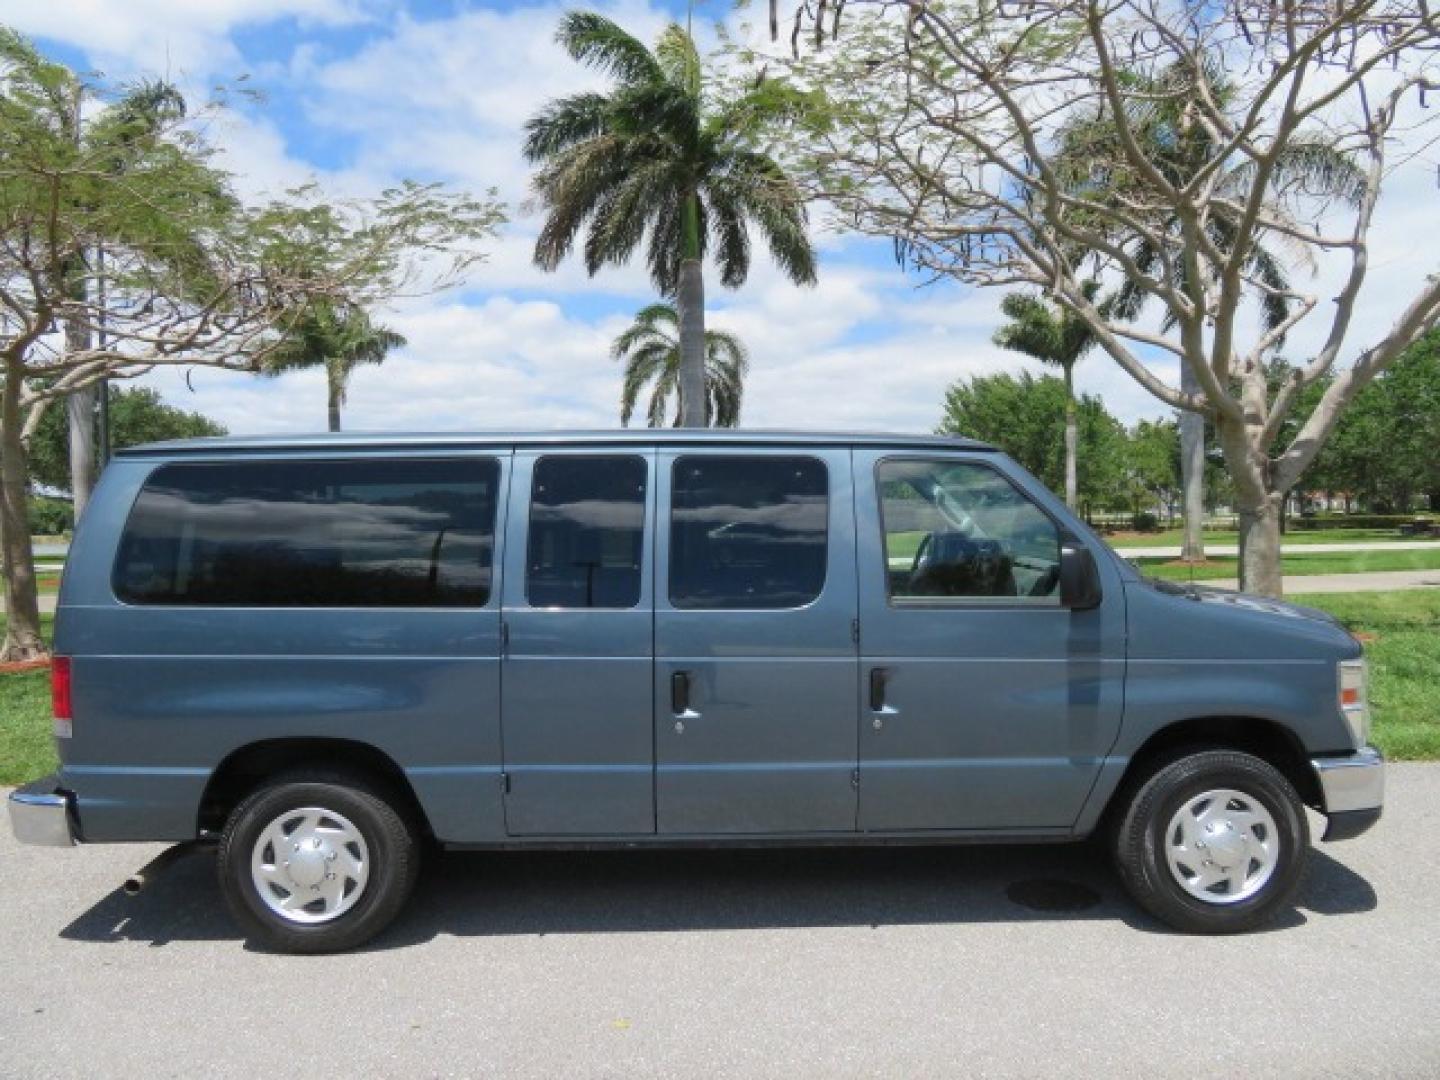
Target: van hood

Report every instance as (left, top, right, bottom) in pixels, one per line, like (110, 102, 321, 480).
(1140, 576, 1345, 627)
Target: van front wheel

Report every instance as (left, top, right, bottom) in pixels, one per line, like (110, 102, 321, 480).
(1113, 750, 1309, 933)
(217, 775, 419, 953)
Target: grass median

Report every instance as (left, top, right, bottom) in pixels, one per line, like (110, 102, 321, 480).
(1, 593, 1435, 789)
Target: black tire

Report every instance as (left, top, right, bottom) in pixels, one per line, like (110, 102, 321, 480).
(1113, 749, 1309, 934)
(217, 772, 420, 953)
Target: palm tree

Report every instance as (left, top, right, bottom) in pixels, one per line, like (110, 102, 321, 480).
(261, 303, 407, 432)
(1056, 61, 1365, 559)
(44, 71, 192, 520)
(992, 281, 1101, 509)
(613, 302, 748, 427)
(524, 12, 816, 427)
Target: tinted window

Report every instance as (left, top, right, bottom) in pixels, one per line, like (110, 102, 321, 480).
(670, 455, 828, 610)
(879, 459, 1060, 605)
(526, 455, 646, 609)
(115, 458, 500, 607)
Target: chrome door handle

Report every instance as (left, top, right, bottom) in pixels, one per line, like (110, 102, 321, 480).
(869, 667, 898, 728)
(869, 667, 890, 712)
(671, 670, 700, 730)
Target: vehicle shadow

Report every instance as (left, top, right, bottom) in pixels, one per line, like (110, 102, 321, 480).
(59, 841, 1377, 952)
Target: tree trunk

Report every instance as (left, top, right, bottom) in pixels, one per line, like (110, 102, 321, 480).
(0, 365, 47, 661)
(327, 377, 342, 433)
(1215, 410, 1286, 598)
(1237, 496, 1285, 598)
(1061, 362, 1078, 509)
(675, 193, 707, 429)
(1178, 363, 1206, 562)
(66, 385, 96, 520)
(63, 254, 97, 521)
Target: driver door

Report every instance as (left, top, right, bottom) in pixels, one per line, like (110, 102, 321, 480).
(853, 451, 1126, 832)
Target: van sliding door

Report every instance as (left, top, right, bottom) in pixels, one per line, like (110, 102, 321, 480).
(498, 450, 657, 836)
(654, 447, 860, 834)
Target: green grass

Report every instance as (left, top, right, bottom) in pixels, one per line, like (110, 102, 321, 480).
(0, 614, 55, 786)
(1295, 591, 1440, 760)
(886, 530, 927, 562)
(0, 668, 53, 786)
(1107, 526, 1429, 548)
(1134, 547, 1440, 581)
(1, 594, 1434, 789)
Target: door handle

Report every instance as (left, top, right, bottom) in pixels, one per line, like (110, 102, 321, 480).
(671, 671, 691, 715)
(869, 667, 891, 712)
(869, 667, 898, 729)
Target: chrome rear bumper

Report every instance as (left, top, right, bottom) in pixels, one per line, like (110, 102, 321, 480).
(1311, 746, 1384, 841)
(7, 776, 77, 847)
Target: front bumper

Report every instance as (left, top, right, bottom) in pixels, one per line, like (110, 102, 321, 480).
(1311, 746, 1384, 841)
(7, 775, 77, 847)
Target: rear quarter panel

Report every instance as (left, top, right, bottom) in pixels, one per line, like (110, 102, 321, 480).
(54, 455, 508, 843)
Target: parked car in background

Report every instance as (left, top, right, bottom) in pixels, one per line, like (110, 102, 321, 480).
(9, 431, 1383, 951)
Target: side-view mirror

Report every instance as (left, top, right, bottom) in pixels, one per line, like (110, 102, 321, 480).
(1059, 541, 1103, 610)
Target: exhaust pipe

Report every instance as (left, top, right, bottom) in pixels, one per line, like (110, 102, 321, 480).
(123, 841, 200, 896)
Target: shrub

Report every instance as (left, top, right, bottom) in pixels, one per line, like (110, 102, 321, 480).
(1291, 514, 1433, 531)
(1130, 511, 1160, 532)
(27, 495, 72, 536)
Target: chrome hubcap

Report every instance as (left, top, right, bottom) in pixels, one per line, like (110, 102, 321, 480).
(250, 807, 369, 924)
(1164, 789, 1279, 905)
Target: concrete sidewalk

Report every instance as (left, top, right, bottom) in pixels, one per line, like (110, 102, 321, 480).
(1115, 539, 1440, 558)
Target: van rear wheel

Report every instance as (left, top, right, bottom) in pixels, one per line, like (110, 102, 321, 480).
(217, 774, 419, 953)
(1113, 750, 1308, 933)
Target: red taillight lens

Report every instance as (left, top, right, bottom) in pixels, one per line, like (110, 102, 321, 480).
(1340, 687, 1361, 708)
(51, 656, 72, 722)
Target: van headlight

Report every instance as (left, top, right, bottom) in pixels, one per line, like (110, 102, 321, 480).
(1338, 659, 1370, 747)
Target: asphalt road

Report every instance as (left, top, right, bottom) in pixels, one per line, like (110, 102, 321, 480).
(2, 767, 1438, 1078)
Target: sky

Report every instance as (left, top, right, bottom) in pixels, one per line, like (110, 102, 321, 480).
(1, 0, 1434, 438)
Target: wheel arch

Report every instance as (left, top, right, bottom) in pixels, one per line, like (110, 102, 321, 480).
(198, 737, 431, 839)
(1095, 715, 1322, 833)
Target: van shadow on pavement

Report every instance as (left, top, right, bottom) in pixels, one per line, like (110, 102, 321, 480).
(60, 841, 1377, 952)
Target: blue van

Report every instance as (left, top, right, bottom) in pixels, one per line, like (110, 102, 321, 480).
(8, 431, 1383, 951)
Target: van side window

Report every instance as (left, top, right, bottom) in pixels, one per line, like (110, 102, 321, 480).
(114, 458, 500, 607)
(526, 455, 646, 609)
(669, 455, 828, 610)
(878, 459, 1061, 605)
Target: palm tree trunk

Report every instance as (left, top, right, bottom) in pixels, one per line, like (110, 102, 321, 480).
(63, 256, 97, 521)
(327, 375, 342, 433)
(0, 359, 46, 661)
(66, 388, 96, 523)
(675, 193, 707, 429)
(1062, 362, 1078, 509)
(1179, 361, 1206, 562)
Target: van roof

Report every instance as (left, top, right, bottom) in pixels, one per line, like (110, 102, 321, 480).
(117, 429, 998, 457)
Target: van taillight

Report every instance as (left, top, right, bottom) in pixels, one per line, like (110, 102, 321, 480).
(51, 656, 72, 738)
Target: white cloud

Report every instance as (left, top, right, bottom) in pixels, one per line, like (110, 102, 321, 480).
(21, 0, 1440, 447)
(306, 1, 673, 195)
(0, 0, 367, 77)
